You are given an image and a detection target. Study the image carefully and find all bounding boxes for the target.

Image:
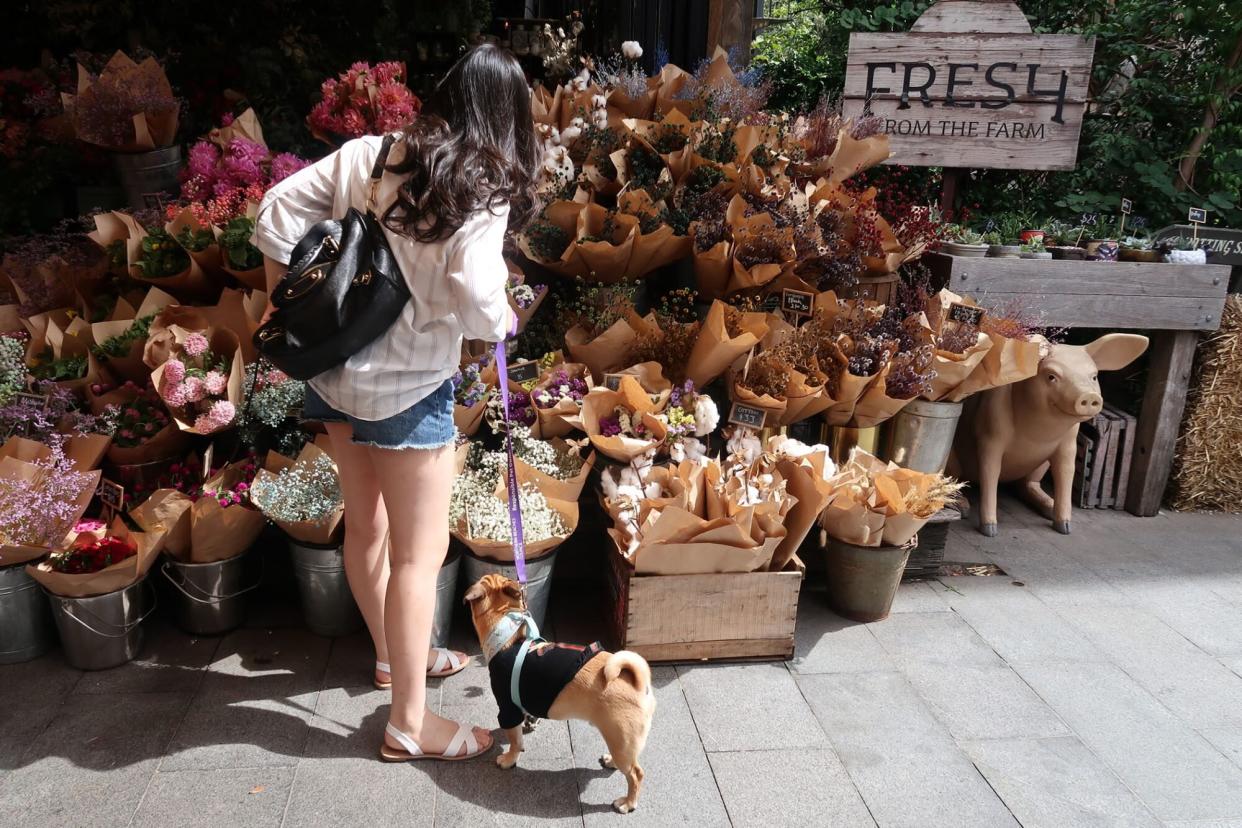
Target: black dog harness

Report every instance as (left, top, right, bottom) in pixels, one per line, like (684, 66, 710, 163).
(488, 639, 604, 729)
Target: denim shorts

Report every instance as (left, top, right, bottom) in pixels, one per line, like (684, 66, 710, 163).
(303, 379, 455, 450)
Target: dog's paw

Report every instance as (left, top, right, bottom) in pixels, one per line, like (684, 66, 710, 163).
(599, 753, 616, 770)
(612, 797, 635, 814)
(496, 752, 520, 770)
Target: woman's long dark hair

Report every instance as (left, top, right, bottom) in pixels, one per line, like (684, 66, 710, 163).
(383, 44, 539, 242)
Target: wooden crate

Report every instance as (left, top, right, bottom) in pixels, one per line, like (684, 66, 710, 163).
(605, 548, 802, 663)
(1073, 404, 1137, 510)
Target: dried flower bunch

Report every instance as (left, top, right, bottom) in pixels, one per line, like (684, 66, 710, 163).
(452, 358, 492, 408)
(250, 452, 342, 525)
(0, 441, 96, 549)
(0, 336, 27, 405)
(558, 281, 639, 341)
(240, 363, 305, 429)
(533, 366, 588, 410)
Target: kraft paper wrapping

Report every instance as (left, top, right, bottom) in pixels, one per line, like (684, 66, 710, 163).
(616, 192, 693, 279)
(66, 52, 178, 151)
(105, 211, 216, 301)
(954, 333, 1043, 399)
(518, 200, 586, 277)
(250, 442, 344, 546)
(558, 84, 604, 132)
(0, 433, 110, 475)
(794, 126, 891, 184)
(208, 107, 266, 149)
(506, 261, 549, 334)
(685, 300, 769, 389)
(727, 220, 794, 294)
(582, 151, 623, 197)
(143, 288, 262, 366)
(861, 211, 908, 275)
(165, 207, 223, 275)
(24, 310, 94, 395)
(91, 286, 177, 383)
(622, 111, 702, 182)
(729, 370, 789, 423)
(776, 369, 832, 426)
(191, 463, 266, 563)
(848, 366, 916, 428)
(129, 488, 191, 558)
(607, 77, 659, 122)
(575, 204, 641, 283)
(618, 505, 786, 575)
(653, 62, 693, 117)
(90, 378, 189, 464)
(457, 495, 578, 564)
(817, 449, 941, 547)
(516, 448, 596, 504)
(148, 326, 245, 435)
(927, 334, 994, 402)
(27, 518, 164, 598)
(603, 461, 706, 526)
(214, 214, 267, 292)
(0, 454, 100, 566)
(531, 83, 563, 127)
(565, 318, 638, 383)
(611, 144, 675, 205)
(690, 233, 732, 301)
(581, 376, 669, 462)
(531, 361, 592, 440)
(769, 451, 837, 572)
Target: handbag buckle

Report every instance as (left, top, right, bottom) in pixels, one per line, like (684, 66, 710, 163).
(322, 235, 339, 256)
(284, 264, 328, 300)
(353, 270, 373, 286)
(258, 326, 284, 342)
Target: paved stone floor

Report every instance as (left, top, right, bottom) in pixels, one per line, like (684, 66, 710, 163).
(3, 496, 1242, 827)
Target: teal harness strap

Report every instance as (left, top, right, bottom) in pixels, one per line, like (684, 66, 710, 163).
(509, 615, 544, 719)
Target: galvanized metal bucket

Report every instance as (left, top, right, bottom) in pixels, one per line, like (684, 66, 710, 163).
(112, 146, 183, 211)
(824, 539, 913, 623)
(289, 540, 363, 637)
(0, 562, 56, 664)
(881, 399, 964, 473)
(46, 579, 154, 670)
(460, 547, 559, 631)
(161, 549, 260, 636)
(432, 551, 460, 650)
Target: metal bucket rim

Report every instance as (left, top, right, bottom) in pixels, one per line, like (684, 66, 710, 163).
(46, 579, 155, 638)
(161, 558, 262, 604)
(161, 547, 254, 570)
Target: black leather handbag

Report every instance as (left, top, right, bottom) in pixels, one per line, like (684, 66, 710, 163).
(253, 135, 409, 381)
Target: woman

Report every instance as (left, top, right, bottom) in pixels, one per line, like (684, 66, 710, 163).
(254, 44, 539, 761)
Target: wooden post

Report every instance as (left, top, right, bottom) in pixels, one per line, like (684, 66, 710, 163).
(707, 0, 754, 60)
(1125, 330, 1199, 516)
(940, 168, 964, 219)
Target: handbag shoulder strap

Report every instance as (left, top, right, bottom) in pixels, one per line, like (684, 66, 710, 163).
(366, 134, 397, 214)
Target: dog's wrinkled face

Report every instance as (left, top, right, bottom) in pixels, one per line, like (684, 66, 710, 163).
(463, 574, 524, 637)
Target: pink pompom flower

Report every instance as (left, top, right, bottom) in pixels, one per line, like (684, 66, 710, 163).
(182, 333, 209, 357)
(204, 371, 227, 395)
(164, 358, 186, 384)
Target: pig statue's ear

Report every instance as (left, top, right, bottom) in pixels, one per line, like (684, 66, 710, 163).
(1084, 333, 1149, 371)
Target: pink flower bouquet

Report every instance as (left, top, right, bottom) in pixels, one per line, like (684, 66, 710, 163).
(307, 61, 421, 146)
(150, 326, 243, 435)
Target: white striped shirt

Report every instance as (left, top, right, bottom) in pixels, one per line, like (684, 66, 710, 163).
(254, 135, 511, 421)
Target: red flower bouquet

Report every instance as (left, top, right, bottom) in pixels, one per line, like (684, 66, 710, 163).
(49, 535, 137, 574)
(307, 61, 420, 145)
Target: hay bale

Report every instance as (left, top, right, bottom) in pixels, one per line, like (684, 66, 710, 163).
(1169, 294, 1242, 511)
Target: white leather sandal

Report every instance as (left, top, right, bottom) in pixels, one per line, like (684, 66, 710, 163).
(378, 721, 491, 763)
(373, 649, 470, 689)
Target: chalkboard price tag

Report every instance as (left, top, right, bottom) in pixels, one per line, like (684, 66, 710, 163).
(982, 217, 998, 233)
(603, 374, 625, 392)
(728, 402, 767, 430)
(1132, 215, 1148, 229)
(96, 479, 124, 514)
(948, 302, 985, 327)
(507, 359, 540, 385)
(1080, 212, 1099, 227)
(1188, 207, 1208, 224)
(1120, 197, 1133, 215)
(14, 392, 51, 410)
(781, 288, 815, 318)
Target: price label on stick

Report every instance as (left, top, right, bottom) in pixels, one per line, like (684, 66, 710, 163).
(1080, 212, 1099, 227)
(603, 374, 624, 392)
(781, 288, 814, 319)
(96, 479, 124, 520)
(14, 392, 51, 410)
(1121, 198, 1133, 215)
(1188, 207, 1208, 224)
(948, 303, 986, 327)
(728, 401, 767, 430)
(506, 359, 540, 385)
(202, 444, 214, 482)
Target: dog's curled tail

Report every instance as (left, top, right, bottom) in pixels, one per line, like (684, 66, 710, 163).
(604, 650, 652, 697)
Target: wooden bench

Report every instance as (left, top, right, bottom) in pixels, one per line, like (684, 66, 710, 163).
(925, 252, 1231, 516)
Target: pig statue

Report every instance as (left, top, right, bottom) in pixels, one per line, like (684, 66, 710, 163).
(950, 333, 1148, 536)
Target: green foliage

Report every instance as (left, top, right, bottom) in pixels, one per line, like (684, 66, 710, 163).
(749, 0, 1242, 229)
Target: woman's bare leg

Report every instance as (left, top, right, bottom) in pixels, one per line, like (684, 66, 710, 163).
(368, 442, 491, 754)
(324, 423, 392, 676)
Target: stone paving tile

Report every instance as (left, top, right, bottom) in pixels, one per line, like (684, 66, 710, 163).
(162, 687, 321, 772)
(0, 691, 189, 828)
(303, 685, 403, 759)
(571, 668, 729, 828)
(202, 626, 332, 694)
(790, 597, 895, 675)
(900, 662, 1069, 741)
(1164, 821, 1242, 828)
(0, 651, 80, 774)
(676, 662, 826, 752)
(799, 671, 1019, 827)
(1057, 604, 1242, 727)
(1121, 583, 1242, 658)
(286, 757, 437, 827)
(708, 748, 875, 827)
(322, 629, 379, 689)
(889, 581, 949, 613)
(132, 767, 294, 827)
(72, 620, 218, 696)
(961, 736, 1162, 828)
(868, 610, 1005, 667)
(1017, 661, 1242, 821)
(931, 578, 1104, 664)
(1201, 727, 1242, 774)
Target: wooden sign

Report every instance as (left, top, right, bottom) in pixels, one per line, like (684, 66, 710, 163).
(1121, 198, 1133, 215)
(506, 359, 540, 385)
(1153, 225, 1242, 266)
(1188, 207, 1208, 225)
(781, 288, 815, 318)
(728, 401, 767, 430)
(603, 374, 625, 392)
(842, 0, 1095, 170)
(948, 302, 986, 326)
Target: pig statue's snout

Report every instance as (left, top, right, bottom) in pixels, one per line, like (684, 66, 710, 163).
(1074, 390, 1103, 417)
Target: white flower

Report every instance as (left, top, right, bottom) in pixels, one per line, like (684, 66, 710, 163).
(571, 68, 591, 91)
(560, 124, 582, 145)
(621, 41, 643, 60)
(693, 396, 720, 436)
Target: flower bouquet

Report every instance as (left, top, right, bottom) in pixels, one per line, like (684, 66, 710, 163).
(452, 355, 496, 437)
(530, 362, 591, 439)
(179, 117, 308, 227)
(818, 448, 962, 547)
(560, 282, 643, 382)
(3, 233, 108, 318)
(89, 286, 175, 383)
(23, 308, 93, 394)
(214, 213, 266, 291)
(91, 381, 189, 466)
(148, 326, 243, 435)
(131, 457, 264, 563)
(922, 290, 1042, 400)
(0, 442, 100, 566)
(506, 260, 548, 334)
(27, 517, 163, 598)
(166, 205, 223, 275)
(656, 380, 718, 461)
(63, 51, 178, 151)
(685, 300, 770, 388)
(308, 61, 421, 146)
(249, 440, 343, 546)
(756, 435, 837, 572)
(91, 211, 214, 300)
(580, 375, 669, 462)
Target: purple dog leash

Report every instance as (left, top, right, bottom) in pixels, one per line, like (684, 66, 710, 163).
(494, 336, 527, 586)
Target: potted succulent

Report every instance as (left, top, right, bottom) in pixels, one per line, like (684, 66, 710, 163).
(942, 225, 989, 258)
(1048, 223, 1088, 260)
(1119, 234, 1161, 263)
(1085, 218, 1119, 260)
(1019, 238, 1051, 260)
(1165, 236, 1208, 265)
(984, 231, 1020, 258)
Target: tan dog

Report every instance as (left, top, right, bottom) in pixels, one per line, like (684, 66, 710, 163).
(464, 574, 656, 814)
